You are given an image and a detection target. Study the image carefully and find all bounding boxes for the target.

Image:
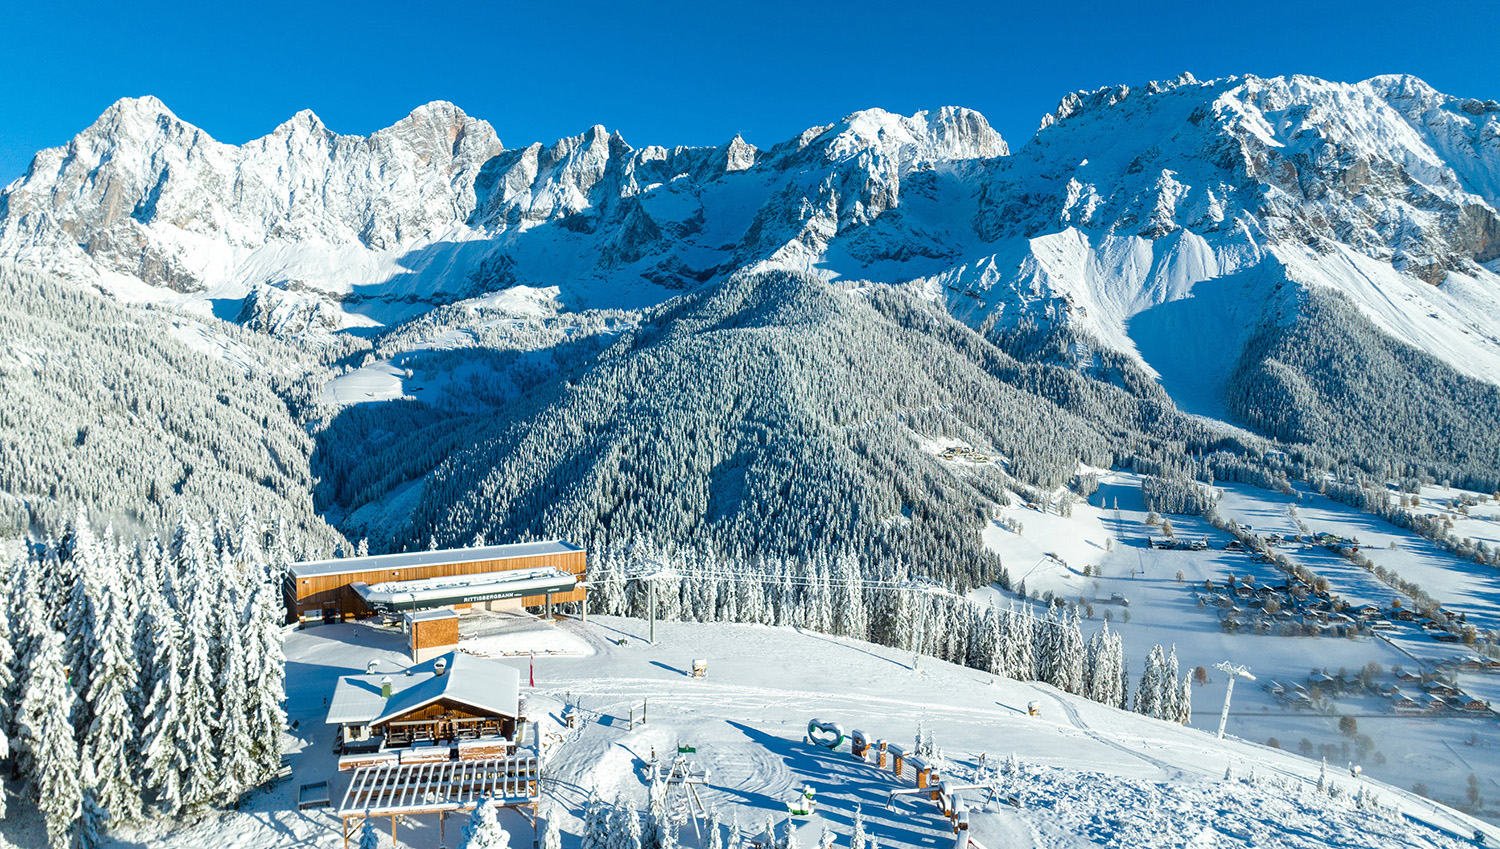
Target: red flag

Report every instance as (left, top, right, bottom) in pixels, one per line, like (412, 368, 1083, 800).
(529, 654, 535, 688)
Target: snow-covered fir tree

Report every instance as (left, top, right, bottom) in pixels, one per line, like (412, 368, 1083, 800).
(459, 798, 512, 849)
(82, 585, 142, 825)
(542, 804, 563, 849)
(850, 804, 867, 849)
(581, 795, 612, 849)
(18, 629, 83, 849)
(359, 818, 382, 849)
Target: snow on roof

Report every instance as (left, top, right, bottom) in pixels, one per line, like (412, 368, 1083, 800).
(326, 652, 520, 726)
(289, 540, 582, 579)
(369, 566, 564, 595)
(403, 608, 459, 623)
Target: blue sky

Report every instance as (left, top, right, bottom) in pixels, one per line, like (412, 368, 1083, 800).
(3, 0, 1498, 182)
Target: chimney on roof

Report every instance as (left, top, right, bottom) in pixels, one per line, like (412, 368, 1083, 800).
(380, 676, 392, 699)
(434, 657, 448, 677)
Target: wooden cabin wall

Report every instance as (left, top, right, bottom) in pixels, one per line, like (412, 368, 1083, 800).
(288, 550, 587, 619)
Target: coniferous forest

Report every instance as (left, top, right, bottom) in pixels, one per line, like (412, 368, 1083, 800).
(1, 510, 291, 849)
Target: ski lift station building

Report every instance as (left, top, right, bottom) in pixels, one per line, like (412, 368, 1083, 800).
(284, 540, 587, 624)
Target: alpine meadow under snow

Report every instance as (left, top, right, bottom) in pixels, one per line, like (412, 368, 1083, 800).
(3, 69, 1500, 848)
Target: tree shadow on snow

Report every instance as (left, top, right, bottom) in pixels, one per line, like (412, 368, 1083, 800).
(723, 721, 950, 847)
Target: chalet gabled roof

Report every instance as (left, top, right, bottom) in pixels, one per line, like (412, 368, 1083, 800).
(326, 652, 520, 726)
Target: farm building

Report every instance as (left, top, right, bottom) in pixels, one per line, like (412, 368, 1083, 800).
(285, 541, 586, 624)
(326, 652, 522, 764)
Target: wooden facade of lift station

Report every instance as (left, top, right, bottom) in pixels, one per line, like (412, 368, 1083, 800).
(284, 540, 587, 624)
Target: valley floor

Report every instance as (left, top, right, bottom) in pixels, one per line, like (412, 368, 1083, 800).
(971, 471, 1500, 820)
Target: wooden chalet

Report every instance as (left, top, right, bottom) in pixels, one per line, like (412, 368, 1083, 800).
(1391, 693, 1423, 713)
(326, 652, 521, 767)
(285, 541, 586, 623)
(1423, 680, 1461, 697)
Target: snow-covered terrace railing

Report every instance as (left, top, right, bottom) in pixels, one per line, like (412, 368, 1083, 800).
(336, 755, 541, 845)
(339, 756, 539, 816)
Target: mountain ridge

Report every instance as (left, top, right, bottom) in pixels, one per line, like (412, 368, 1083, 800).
(3, 73, 1500, 503)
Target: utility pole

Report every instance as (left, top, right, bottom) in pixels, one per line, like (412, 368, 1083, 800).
(1215, 661, 1256, 739)
(648, 578, 657, 644)
(913, 589, 924, 673)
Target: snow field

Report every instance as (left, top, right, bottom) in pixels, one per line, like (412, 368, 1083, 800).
(95, 612, 1497, 849)
(975, 472, 1500, 822)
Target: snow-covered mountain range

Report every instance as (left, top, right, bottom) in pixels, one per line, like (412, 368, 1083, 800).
(6, 72, 1500, 552)
(4, 73, 1499, 402)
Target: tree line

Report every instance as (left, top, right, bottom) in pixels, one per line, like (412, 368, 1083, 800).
(1, 510, 291, 849)
(585, 537, 1191, 723)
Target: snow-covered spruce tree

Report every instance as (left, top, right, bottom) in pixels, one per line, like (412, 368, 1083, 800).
(139, 582, 188, 814)
(74, 776, 111, 849)
(10, 551, 53, 723)
(1135, 645, 1166, 720)
(61, 513, 106, 728)
(359, 817, 382, 849)
(615, 799, 645, 849)
(644, 773, 676, 849)
(18, 629, 83, 849)
(244, 568, 289, 782)
(460, 798, 512, 849)
(1054, 613, 1085, 694)
(850, 804, 867, 849)
(581, 795, 612, 849)
(1161, 646, 1184, 723)
(82, 585, 143, 825)
(214, 591, 257, 802)
(1002, 606, 1036, 681)
(705, 807, 724, 849)
(542, 804, 563, 849)
(727, 809, 743, 849)
(1084, 624, 1126, 709)
(175, 526, 224, 811)
(0, 559, 15, 778)
(834, 554, 869, 640)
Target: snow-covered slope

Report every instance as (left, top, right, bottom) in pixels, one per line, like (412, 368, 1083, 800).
(51, 616, 1492, 849)
(0, 99, 1005, 330)
(926, 73, 1500, 396)
(5, 73, 1500, 443)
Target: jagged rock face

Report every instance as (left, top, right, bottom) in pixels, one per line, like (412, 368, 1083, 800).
(0, 98, 502, 290)
(3, 77, 1500, 394)
(984, 73, 1500, 277)
(0, 98, 1003, 307)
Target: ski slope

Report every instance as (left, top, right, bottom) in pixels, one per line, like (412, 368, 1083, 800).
(41, 613, 1494, 849)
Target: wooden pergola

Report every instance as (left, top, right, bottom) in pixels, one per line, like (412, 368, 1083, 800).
(337, 755, 541, 847)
